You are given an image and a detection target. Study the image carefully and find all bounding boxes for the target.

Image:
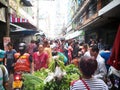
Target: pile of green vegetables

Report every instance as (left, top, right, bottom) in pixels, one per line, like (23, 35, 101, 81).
(22, 59, 81, 90)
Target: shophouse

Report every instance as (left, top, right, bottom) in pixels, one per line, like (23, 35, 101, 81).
(65, 0, 120, 46)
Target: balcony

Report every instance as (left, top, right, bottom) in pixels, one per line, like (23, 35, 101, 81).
(75, 0, 98, 30)
(72, 0, 91, 22)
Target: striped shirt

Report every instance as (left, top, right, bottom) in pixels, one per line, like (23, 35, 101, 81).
(70, 77, 108, 90)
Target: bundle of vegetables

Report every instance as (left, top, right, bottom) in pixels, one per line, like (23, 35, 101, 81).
(22, 56, 81, 90)
(44, 64, 81, 90)
(34, 68, 50, 80)
(22, 73, 44, 90)
(65, 64, 82, 82)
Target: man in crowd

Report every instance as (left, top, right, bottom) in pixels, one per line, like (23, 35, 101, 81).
(0, 49, 9, 90)
(14, 42, 34, 73)
(90, 45, 107, 80)
(5, 42, 16, 75)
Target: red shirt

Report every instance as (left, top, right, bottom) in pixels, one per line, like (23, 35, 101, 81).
(33, 52, 48, 71)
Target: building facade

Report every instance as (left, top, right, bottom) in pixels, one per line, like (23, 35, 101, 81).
(0, 0, 37, 49)
(65, 0, 120, 46)
(0, 0, 9, 49)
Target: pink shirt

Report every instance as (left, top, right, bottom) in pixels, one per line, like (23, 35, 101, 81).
(33, 52, 48, 71)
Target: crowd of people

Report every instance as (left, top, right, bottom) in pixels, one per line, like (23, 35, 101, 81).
(0, 37, 119, 90)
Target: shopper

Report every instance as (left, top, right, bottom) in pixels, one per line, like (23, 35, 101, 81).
(90, 45, 107, 80)
(100, 45, 111, 72)
(68, 41, 73, 64)
(43, 40, 52, 64)
(27, 40, 37, 55)
(0, 65, 9, 90)
(70, 56, 108, 90)
(33, 43, 49, 71)
(5, 42, 16, 75)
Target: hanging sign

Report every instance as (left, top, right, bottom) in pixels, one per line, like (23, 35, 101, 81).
(3, 37, 11, 51)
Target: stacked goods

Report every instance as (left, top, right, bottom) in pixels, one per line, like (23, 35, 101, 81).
(22, 56, 82, 90)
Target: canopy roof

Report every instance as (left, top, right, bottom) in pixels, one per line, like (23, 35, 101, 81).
(10, 29, 38, 35)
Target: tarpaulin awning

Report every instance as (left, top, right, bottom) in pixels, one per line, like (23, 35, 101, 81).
(65, 30, 83, 40)
(108, 25, 120, 70)
(10, 29, 38, 35)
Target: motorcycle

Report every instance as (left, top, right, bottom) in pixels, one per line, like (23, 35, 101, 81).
(12, 72, 23, 90)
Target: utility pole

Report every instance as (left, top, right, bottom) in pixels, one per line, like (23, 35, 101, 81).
(5, 5, 10, 37)
(3, 1, 11, 50)
(37, 0, 39, 30)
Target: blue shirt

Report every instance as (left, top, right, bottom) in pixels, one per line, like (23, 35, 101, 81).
(100, 51, 111, 71)
(6, 49, 16, 65)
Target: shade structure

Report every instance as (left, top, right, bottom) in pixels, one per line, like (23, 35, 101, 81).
(108, 25, 120, 70)
(11, 29, 38, 35)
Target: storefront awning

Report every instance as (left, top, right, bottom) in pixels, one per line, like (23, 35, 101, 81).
(65, 30, 84, 40)
(10, 29, 38, 35)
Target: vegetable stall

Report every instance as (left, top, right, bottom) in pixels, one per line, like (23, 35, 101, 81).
(22, 56, 81, 90)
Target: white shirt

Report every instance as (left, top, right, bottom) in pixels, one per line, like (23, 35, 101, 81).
(94, 54, 107, 79)
(84, 51, 91, 57)
(84, 52, 107, 79)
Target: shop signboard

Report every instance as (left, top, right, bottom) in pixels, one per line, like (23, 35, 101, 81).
(0, 8, 6, 22)
(3, 37, 11, 51)
(18, 8, 36, 26)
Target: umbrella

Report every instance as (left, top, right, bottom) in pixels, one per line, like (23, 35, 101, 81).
(108, 25, 120, 70)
